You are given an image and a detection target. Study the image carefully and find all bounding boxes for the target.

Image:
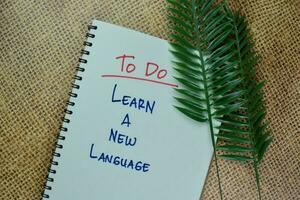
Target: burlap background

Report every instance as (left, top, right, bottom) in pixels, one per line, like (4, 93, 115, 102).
(0, 0, 299, 199)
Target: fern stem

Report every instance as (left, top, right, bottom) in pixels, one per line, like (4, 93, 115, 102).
(191, 1, 224, 199)
(200, 51, 224, 200)
(202, 44, 225, 200)
(226, 3, 262, 199)
(207, 113, 224, 200)
(254, 161, 262, 200)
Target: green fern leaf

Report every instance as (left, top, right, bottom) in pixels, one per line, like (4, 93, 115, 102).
(218, 154, 254, 162)
(167, 0, 246, 199)
(216, 144, 254, 153)
(214, 3, 273, 200)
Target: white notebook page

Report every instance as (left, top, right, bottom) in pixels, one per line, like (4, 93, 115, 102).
(45, 20, 214, 200)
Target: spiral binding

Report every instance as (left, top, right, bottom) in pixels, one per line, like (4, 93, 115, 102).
(41, 24, 97, 199)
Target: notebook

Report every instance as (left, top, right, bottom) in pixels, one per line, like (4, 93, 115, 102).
(42, 20, 214, 200)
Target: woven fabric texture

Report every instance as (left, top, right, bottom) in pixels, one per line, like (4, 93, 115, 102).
(0, 0, 299, 199)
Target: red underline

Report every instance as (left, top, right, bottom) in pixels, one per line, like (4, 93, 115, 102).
(101, 75, 178, 88)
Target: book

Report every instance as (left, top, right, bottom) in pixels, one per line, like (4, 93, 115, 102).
(42, 20, 215, 200)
